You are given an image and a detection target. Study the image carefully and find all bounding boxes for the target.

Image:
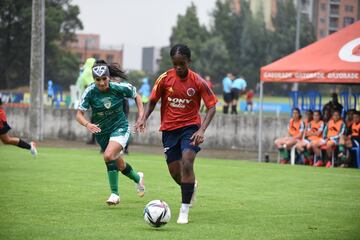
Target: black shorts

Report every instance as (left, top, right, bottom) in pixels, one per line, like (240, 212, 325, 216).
(223, 92, 232, 103)
(231, 88, 241, 100)
(0, 121, 11, 135)
(162, 125, 201, 164)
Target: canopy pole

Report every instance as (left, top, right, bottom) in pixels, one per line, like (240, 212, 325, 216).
(258, 82, 264, 162)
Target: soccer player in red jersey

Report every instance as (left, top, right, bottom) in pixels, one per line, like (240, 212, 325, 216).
(0, 97, 37, 156)
(138, 44, 217, 224)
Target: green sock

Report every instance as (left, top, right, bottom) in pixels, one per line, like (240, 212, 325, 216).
(339, 144, 345, 153)
(304, 149, 311, 158)
(279, 148, 289, 161)
(121, 163, 140, 183)
(106, 160, 119, 195)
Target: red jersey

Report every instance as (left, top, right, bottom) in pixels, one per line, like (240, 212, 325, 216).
(150, 69, 218, 131)
(0, 107, 8, 128)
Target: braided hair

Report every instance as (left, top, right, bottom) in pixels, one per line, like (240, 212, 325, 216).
(170, 44, 191, 60)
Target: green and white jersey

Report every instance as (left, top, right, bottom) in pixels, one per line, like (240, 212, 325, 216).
(79, 82, 136, 135)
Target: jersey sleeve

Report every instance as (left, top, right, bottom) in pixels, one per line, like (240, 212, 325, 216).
(198, 77, 217, 109)
(78, 84, 94, 111)
(149, 72, 167, 103)
(115, 82, 137, 99)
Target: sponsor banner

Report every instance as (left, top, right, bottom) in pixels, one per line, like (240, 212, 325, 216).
(261, 71, 360, 83)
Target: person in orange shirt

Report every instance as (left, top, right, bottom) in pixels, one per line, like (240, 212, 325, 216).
(338, 110, 360, 166)
(312, 109, 346, 167)
(138, 44, 217, 224)
(274, 108, 304, 164)
(296, 110, 324, 165)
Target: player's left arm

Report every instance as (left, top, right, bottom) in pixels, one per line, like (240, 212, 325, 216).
(190, 78, 217, 146)
(134, 93, 144, 132)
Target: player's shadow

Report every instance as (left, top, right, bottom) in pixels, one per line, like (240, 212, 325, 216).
(137, 225, 179, 232)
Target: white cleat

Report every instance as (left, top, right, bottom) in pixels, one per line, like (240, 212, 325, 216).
(106, 193, 120, 206)
(136, 172, 145, 197)
(30, 141, 38, 157)
(177, 207, 189, 224)
(189, 180, 198, 208)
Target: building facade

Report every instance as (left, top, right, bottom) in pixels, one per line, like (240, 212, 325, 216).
(66, 34, 123, 66)
(315, 0, 360, 39)
(141, 47, 161, 74)
(230, 0, 360, 39)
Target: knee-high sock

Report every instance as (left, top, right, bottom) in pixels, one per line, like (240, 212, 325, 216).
(223, 106, 229, 114)
(121, 163, 140, 183)
(17, 139, 31, 150)
(106, 160, 119, 195)
(181, 182, 195, 204)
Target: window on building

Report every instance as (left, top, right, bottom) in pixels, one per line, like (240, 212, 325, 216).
(319, 29, 325, 37)
(106, 54, 114, 63)
(330, 4, 339, 15)
(329, 30, 336, 35)
(343, 17, 354, 27)
(345, 5, 354, 12)
(329, 17, 338, 28)
(320, 17, 326, 24)
(320, 3, 326, 11)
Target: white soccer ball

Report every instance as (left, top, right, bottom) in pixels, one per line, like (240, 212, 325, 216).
(143, 200, 171, 228)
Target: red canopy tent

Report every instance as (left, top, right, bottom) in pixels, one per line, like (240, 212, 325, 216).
(257, 21, 360, 162)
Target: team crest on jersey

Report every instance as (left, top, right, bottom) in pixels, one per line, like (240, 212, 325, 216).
(102, 97, 112, 109)
(187, 88, 195, 97)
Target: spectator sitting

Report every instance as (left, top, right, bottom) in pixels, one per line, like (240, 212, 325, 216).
(274, 108, 304, 164)
(338, 110, 360, 167)
(312, 109, 346, 168)
(296, 110, 324, 165)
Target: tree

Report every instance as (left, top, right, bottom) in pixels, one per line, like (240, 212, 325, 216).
(158, 4, 209, 75)
(157, 3, 229, 91)
(0, 0, 82, 89)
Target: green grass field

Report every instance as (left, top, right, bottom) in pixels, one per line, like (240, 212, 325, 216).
(1, 146, 359, 240)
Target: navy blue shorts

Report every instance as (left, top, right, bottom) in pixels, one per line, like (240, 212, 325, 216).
(162, 125, 201, 164)
(351, 136, 360, 147)
(0, 121, 11, 135)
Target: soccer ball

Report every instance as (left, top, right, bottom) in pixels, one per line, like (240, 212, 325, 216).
(143, 200, 171, 228)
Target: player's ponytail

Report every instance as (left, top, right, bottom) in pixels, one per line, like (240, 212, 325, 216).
(108, 63, 128, 80)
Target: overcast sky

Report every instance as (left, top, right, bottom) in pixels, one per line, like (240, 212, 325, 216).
(72, 0, 218, 70)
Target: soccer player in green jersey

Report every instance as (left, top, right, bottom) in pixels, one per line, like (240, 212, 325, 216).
(76, 60, 145, 205)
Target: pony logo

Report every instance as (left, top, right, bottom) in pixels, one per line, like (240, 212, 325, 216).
(93, 66, 108, 77)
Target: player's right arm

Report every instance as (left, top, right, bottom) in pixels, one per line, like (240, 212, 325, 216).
(75, 84, 101, 134)
(138, 72, 166, 131)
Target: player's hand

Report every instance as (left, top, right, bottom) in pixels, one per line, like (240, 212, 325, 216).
(190, 128, 205, 146)
(135, 119, 147, 133)
(86, 123, 101, 134)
